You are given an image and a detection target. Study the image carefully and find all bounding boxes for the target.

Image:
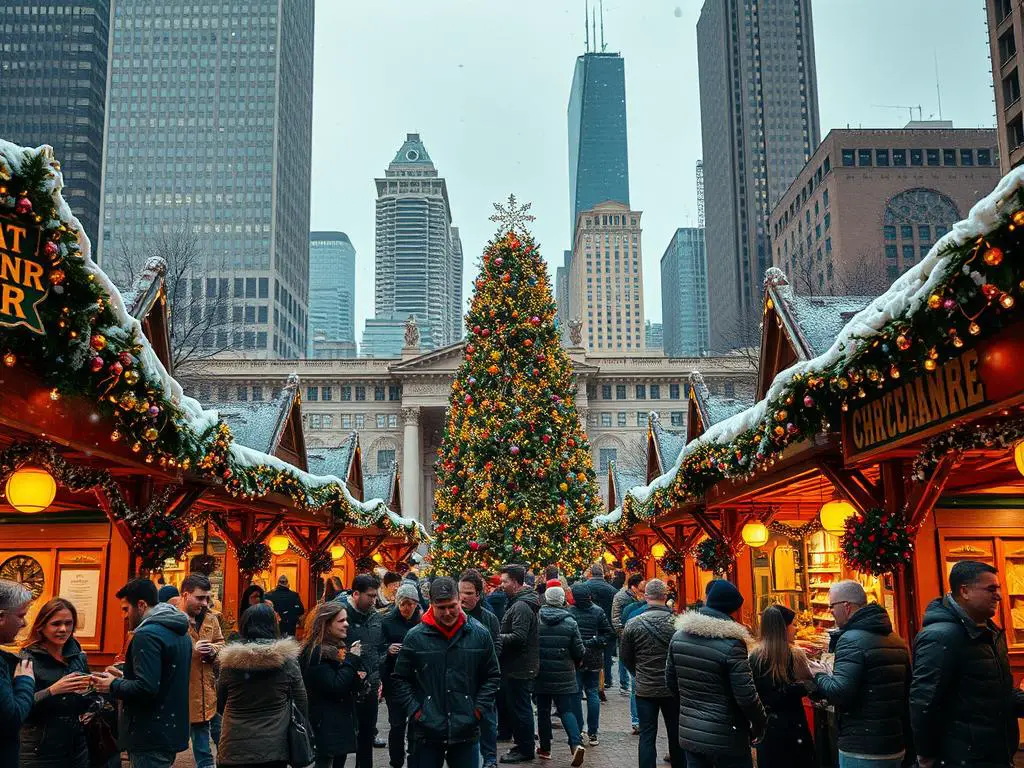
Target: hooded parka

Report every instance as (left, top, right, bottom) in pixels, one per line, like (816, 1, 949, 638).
(498, 587, 541, 680)
(536, 606, 585, 695)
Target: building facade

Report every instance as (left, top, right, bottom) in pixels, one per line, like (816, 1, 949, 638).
(645, 321, 663, 351)
(569, 201, 645, 353)
(988, 0, 1024, 172)
(102, 0, 314, 359)
(308, 232, 356, 356)
(697, 0, 820, 350)
(190, 345, 755, 520)
(769, 127, 999, 294)
(0, 1, 111, 250)
(662, 227, 710, 357)
(373, 134, 462, 356)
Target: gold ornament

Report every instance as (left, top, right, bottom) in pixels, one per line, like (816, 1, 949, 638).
(143, 427, 160, 442)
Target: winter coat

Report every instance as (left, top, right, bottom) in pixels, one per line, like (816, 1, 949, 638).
(338, 595, 387, 687)
(264, 585, 305, 636)
(568, 585, 613, 671)
(498, 587, 541, 680)
(910, 595, 1024, 766)
(18, 639, 91, 768)
(300, 643, 362, 758)
(749, 649, 817, 768)
(380, 604, 422, 694)
(666, 608, 767, 757)
(216, 638, 307, 766)
(1, 649, 35, 768)
(622, 599, 649, 626)
(466, 601, 501, 655)
(586, 577, 617, 624)
(814, 602, 910, 757)
(391, 609, 501, 745)
(611, 587, 639, 637)
(620, 604, 675, 699)
(485, 590, 507, 623)
(536, 606, 585, 695)
(182, 608, 224, 724)
(110, 602, 193, 755)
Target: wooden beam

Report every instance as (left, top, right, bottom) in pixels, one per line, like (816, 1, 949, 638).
(907, 451, 961, 529)
(690, 508, 724, 541)
(818, 461, 884, 512)
(94, 487, 134, 549)
(680, 526, 704, 553)
(210, 512, 244, 551)
(167, 485, 206, 518)
(648, 523, 678, 554)
(281, 524, 315, 557)
(254, 514, 285, 544)
(312, 524, 347, 556)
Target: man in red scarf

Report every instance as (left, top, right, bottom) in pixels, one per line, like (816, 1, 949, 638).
(392, 577, 502, 768)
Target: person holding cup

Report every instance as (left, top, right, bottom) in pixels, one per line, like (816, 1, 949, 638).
(178, 574, 225, 768)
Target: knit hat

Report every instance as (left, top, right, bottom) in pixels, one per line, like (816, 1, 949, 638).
(545, 586, 566, 606)
(157, 584, 179, 604)
(428, 576, 458, 603)
(395, 583, 420, 605)
(705, 579, 743, 615)
(776, 604, 796, 626)
(644, 579, 668, 599)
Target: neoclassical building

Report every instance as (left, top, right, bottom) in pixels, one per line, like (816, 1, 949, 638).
(188, 342, 755, 525)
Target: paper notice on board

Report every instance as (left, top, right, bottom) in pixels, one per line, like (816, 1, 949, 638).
(59, 569, 100, 637)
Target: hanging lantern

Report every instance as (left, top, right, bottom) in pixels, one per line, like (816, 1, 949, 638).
(819, 498, 856, 534)
(268, 534, 290, 556)
(741, 521, 770, 548)
(601, 550, 616, 565)
(650, 542, 667, 559)
(372, 552, 384, 564)
(330, 544, 347, 561)
(4, 466, 57, 513)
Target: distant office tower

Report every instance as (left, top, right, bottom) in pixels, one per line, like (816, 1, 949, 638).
(361, 314, 434, 359)
(0, 2, 111, 250)
(645, 321, 664, 351)
(569, 201, 644, 353)
(987, 0, 1024, 172)
(662, 228, 710, 357)
(102, 0, 314, 360)
(308, 232, 356, 357)
(556, 254, 571, 332)
(374, 134, 462, 355)
(698, 0, 820, 350)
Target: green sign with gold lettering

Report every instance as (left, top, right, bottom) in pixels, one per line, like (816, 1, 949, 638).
(0, 214, 47, 334)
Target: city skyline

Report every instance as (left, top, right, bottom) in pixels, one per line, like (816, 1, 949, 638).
(312, 1, 994, 342)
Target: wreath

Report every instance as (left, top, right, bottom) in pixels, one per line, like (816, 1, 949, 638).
(129, 513, 191, 573)
(840, 506, 914, 576)
(308, 550, 334, 576)
(355, 556, 376, 573)
(694, 538, 735, 575)
(624, 557, 643, 572)
(659, 552, 683, 574)
(190, 554, 217, 575)
(237, 542, 272, 574)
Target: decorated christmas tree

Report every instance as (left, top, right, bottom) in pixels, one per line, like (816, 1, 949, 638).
(429, 197, 602, 575)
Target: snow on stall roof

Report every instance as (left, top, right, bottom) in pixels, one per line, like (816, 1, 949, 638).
(599, 165, 1024, 527)
(363, 470, 395, 506)
(306, 432, 359, 482)
(781, 288, 874, 358)
(612, 464, 645, 508)
(649, 413, 686, 470)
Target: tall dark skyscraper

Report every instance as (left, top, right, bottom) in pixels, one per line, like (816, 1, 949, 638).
(698, 0, 820, 351)
(0, 2, 111, 251)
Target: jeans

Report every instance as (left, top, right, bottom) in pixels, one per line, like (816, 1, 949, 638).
(838, 753, 904, 768)
(618, 654, 631, 688)
(385, 693, 410, 767)
(190, 720, 215, 768)
(502, 677, 535, 758)
(410, 740, 479, 768)
(575, 670, 601, 736)
(536, 693, 582, 752)
(603, 640, 615, 687)
(355, 693, 380, 768)
(629, 675, 639, 727)
(477, 702, 497, 765)
(128, 752, 177, 768)
(210, 712, 222, 744)
(684, 751, 751, 768)
(636, 696, 685, 768)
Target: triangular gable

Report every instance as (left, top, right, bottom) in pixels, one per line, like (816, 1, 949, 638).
(390, 339, 600, 376)
(688, 372, 750, 444)
(207, 374, 304, 465)
(757, 269, 803, 399)
(275, 374, 307, 471)
(122, 257, 173, 372)
(307, 431, 362, 500)
(645, 421, 660, 484)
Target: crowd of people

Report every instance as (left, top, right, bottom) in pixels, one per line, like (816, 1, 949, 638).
(1, 558, 1024, 767)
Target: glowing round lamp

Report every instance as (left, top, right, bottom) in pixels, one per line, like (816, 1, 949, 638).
(268, 534, 290, 556)
(1015, 441, 1024, 477)
(330, 544, 346, 561)
(601, 550, 616, 565)
(372, 552, 384, 564)
(4, 466, 57, 513)
(819, 499, 856, 534)
(741, 521, 770, 548)
(651, 542, 667, 560)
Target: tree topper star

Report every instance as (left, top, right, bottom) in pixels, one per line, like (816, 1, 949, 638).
(489, 194, 536, 234)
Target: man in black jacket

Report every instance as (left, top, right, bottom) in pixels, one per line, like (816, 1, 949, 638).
(264, 574, 305, 636)
(667, 579, 766, 768)
(93, 578, 192, 768)
(911, 560, 1024, 767)
(381, 583, 423, 768)
(461, 569, 501, 768)
(568, 582, 612, 745)
(392, 577, 501, 768)
(584, 564, 618, 690)
(339, 573, 386, 768)
(536, 587, 586, 766)
(498, 563, 541, 764)
(0, 579, 34, 768)
(811, 579, 910, 768)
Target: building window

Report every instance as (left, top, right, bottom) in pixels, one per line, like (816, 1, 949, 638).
(893, 148, 907, 166)
(306, 387, 318, 402)
(669, 383, 680, 400)
(600, 412, 612, 427)
(321, 387, 332, 401)
(377, 449, 396, 472)
(355, 386, 366, 401)
(598, 448, 617, 473)
(978, 148, 993, 166)
(918, 224, 931, 240)
(309, 415, 322, 430)
(355, 414, 365, 429)
(342, 414, 352, 429)
(388, 385, 401, 401)
(1005, 70, 1022, 108)
(959, 149, 974, 167)
(616, 384, 626, 400)
(341, 386, 351, 401)
(942, 148, 957, 166)
(670, 412, 684, 427)
(910, 149, 923, 166)
(823, 189, 829, 208)
(841, 148, 855, 167)
(875, 149, 889, 166)
(601, 384, 612, 400)
(883, 225, 896, 240)
(388, 414, 398, 428)
(374, 386, 385, 401)
(252, 386, 263, 402)
(376, 414, 386, 429)
(926, 149, 940, 166)
(237, 386, 248, 402)
(857, 149, 872, 166)
(635, 384, 646, 400)
(617, 412, 627, 427)
(885, 245, 898, 260)
(650, 384, 661, 400)
(637, 412, 647, 426)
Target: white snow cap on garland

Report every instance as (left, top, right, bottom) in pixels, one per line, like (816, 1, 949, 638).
(0, 139, 427, 539)
(598, 164, 1024, 528)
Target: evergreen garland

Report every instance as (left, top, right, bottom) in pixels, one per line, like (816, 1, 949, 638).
(839, 506, 914, 576)
(236, 542, 271, 574)
(694, 537, 735, 575)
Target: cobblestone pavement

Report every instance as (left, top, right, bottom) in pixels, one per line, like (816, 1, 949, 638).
(173, 678, 663, 767)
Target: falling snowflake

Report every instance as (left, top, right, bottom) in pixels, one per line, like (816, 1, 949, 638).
(489, 194, 536, 234)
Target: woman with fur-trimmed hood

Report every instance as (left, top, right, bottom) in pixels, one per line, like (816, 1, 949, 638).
(666, 579, 767, 765)
(216, 603, 307, 768)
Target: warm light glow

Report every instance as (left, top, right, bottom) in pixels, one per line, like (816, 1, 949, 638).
(601, 550, 616, 564)
(372, 552, 384, 564)
(268, 534, 290, 556)
(819, 498, 857, 534)
(741, 521, 770, 548)
(330, 544, 346, 561)
(4, 467, 57, 514)
(1015, 441, 1024, 477)
(651, 542, 667, 559)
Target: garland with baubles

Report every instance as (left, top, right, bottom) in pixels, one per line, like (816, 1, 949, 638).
(237, 542, 272, 574)
(355, 556, 376, 573)
(308, 550, 334, 576)
(839, 506, 914, 576)
(694, 537, 735, 575)
(658, 552, 683, 574)
(912, 414, 1024, 481)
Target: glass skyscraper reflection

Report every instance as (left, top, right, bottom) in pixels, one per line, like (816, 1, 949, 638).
(662, 228, 710, 357)
(308, 232, 356, 357)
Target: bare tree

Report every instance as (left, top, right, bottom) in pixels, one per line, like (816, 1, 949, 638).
(613, 435, 650, 481)
(791, 250, 890, 298)
(714, 304, 760, 371)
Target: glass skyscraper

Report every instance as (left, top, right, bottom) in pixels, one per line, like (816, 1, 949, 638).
(308, 232, 356, 357)
(102, 0, 314, 359)
(662, 228, 710, 357)
(0, 2, 111, 250)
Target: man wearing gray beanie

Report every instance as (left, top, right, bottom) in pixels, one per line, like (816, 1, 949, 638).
(381, 581, 423, 768)
(536, 586, 587, 765)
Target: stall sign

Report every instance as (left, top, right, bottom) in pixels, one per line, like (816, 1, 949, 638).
(0, 215, 46, 334)
(842, 322, 1024, 462)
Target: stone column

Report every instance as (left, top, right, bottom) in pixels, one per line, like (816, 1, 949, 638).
(401, 407, 422, 525)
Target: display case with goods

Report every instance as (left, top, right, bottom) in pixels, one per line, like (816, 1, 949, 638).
(807, 530, 842, 627)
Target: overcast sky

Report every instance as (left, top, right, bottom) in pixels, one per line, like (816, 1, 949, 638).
(310, 0, 995, 339)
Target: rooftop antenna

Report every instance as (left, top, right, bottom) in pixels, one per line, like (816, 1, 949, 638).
(600, 0, 606, 52)
(584, 0, 589, 52)
(934, 50, 943, 120)
(592, 8, 597, 55)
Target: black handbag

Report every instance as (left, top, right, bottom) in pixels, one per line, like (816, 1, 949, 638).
(287, 699, 315, 767)
(83, 697, 119, 767)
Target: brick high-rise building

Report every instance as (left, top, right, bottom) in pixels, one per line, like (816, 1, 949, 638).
(988, 0, 1024, 172)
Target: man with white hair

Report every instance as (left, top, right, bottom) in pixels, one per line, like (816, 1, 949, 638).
(0, 579, 35, 768)
(811, 579, 910, 768)
(536, 586, 587, 766)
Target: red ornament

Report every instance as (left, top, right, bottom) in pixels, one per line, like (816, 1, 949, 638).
(43, 241, 59, 259)
(469, 541, 480, 551)
(89, 356, 104, 373)
(983, 246, 1004, 266)
(119, 351, 133, 368)
(108, 362, 123, 377)
(983, 283, 1001, 299)
(14, 197, 32, 215)
(803, 395, 815, 407)
(482, 328, 490, 337)
(502, 273, 511, 283)
(530, 316, 541, 326)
